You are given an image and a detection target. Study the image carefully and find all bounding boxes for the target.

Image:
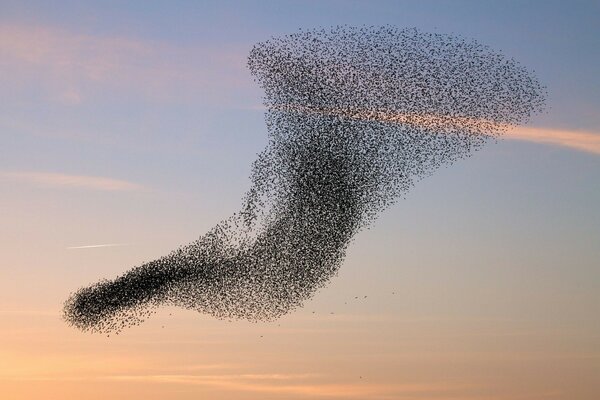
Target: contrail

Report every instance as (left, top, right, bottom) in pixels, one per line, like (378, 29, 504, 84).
(64, 26, 546, 334)
(67, 243, 131, 250)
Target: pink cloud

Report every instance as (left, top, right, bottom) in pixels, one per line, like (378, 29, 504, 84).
(0, 171, 144, 191)
(0, 23, 251, 104)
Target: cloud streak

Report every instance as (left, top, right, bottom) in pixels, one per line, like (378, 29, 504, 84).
(0, 171, 144, 191)
(0, 370, 468, 399)
(66, 243, 131, 250)
(77, 373, 470, 399)
(504, 126, 600, 155)
(3, 23, 596, 156)
(280, 105, 600, 155)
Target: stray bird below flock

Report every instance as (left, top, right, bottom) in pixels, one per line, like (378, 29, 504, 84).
(63, 26, 545, 334)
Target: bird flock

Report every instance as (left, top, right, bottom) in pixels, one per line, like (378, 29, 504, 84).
(63, 26, 545, 333)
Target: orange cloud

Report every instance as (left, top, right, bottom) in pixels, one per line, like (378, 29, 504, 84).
(277, 105, 600, 155)
(0, 171, 144, 191)
(95, 373, 470, 399)
(4, 24, 597, 156)
(504, 126, 600, 155)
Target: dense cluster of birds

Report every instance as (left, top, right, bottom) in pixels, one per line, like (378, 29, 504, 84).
(64, 26, 545, 333)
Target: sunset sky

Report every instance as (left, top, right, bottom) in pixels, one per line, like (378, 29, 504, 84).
(1, 1, 599, 399)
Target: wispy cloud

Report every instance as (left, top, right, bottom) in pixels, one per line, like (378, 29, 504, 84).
(96, 374, 469, 399)
(5, 23, 596, 157)
(0, 171, 144, 191)
(0, 310, 59, 316)
(0, 23, 250, 104)
(0, 350, 468, 400)
(277, 105, 600, 155)
(504, 126, 600, 155)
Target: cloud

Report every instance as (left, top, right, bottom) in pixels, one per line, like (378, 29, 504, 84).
(0, 310, 59, 316)
(4, 24, 596, 156)
(56, 88, 82, 105)
(98, 373, 468, 399)
(277, 105, 600, 156)
(0, 23, 250, 104)
(0, 171, 144, 191)
(504, 126, 600, 155)
(0, 350, 468, 400)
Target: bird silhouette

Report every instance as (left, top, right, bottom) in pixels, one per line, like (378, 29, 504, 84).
(63, 26, 545, 334)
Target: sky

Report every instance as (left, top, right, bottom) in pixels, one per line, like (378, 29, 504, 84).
(1, 1, 599, 399)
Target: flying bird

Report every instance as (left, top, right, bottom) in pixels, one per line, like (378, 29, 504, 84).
(63, 26, 545, 333)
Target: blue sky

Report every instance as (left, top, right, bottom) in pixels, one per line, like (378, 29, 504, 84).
(0, 1, 599, 399)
